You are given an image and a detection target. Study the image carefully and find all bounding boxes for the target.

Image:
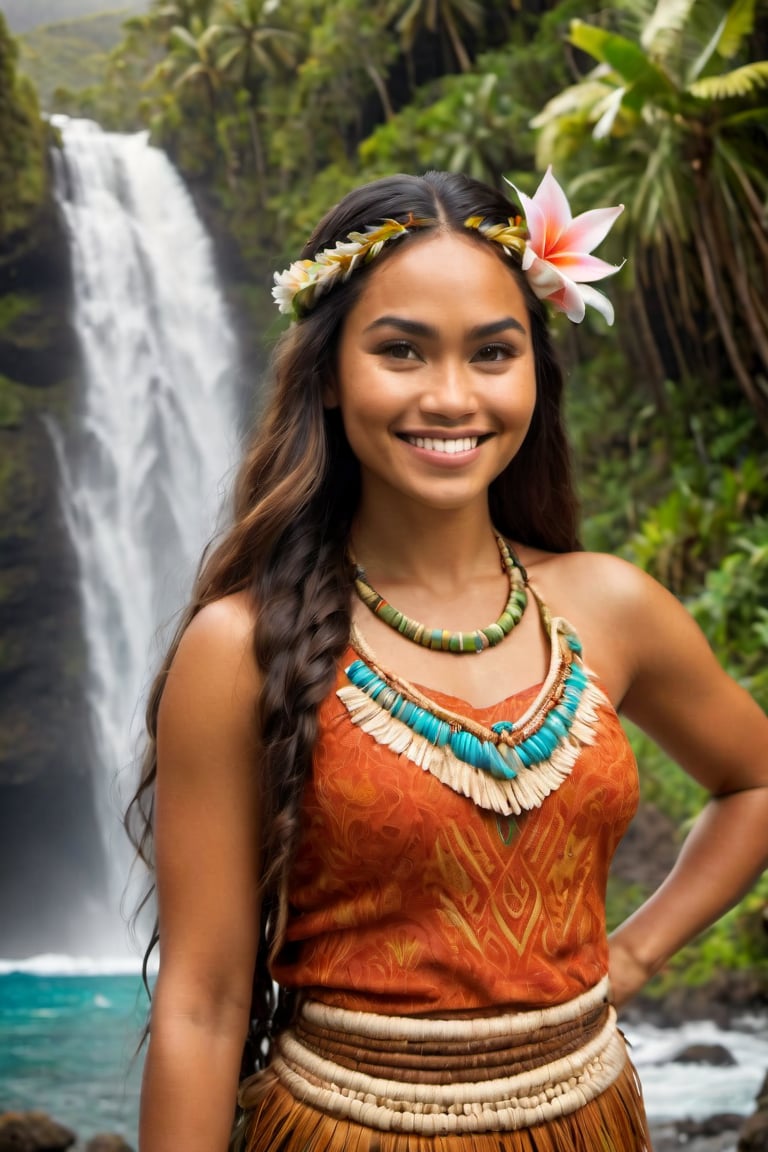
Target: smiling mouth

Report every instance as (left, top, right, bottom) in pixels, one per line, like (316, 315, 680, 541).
(399, 434, 487, 454)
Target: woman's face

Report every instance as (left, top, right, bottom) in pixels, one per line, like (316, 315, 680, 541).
(330, 230, 537, 517)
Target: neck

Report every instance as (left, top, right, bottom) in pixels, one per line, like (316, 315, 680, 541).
(352, 495, 501, 587)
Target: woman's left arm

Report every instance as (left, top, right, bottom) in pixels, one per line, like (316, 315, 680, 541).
(606, 565, 768, 1007)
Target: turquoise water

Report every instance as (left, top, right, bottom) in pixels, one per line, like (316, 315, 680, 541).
(0, 969, 148, 1146)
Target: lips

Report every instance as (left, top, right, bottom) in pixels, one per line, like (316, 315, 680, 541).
(399, 434, 484, 454)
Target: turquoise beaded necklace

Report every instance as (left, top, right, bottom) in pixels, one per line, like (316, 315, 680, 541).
(338, 600, 605, 819)
(351, 534, 528, 654)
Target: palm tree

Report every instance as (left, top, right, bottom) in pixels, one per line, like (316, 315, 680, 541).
(387, 0, 483, 75)
(299, 0, 396, 125)
(212, 0, 298, 84)
(430, 72, 514, 181)
(531, 0, 768, 426)
(151, 17, 224, 121)
(146, 0, 218, 33)
(209, 0, 299, 191)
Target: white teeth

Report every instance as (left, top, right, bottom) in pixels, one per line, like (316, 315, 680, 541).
(405, 436, 479, 453)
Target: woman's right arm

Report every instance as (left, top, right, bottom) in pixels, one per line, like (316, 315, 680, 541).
(139, 595, 262, 1152)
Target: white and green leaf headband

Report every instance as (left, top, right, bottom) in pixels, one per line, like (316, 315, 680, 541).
(273, 168, 624, 325)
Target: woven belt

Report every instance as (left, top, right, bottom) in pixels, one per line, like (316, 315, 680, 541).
(269, 977, 627, 1134)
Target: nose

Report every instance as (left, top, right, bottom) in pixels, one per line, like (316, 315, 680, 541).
(419, 361, 479, 420)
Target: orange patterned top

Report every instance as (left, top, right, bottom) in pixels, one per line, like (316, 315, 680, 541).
(271, 648, 639, 1014)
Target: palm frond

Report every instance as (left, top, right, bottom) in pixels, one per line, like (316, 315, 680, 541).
(689, 61, 768, 99)
(593, 85, 626, 139)
(688, 0, 758, 82)
(168, 24, 198, 51)
(216, 43, 243, 74)
(530, 76, 617, 129)
(569, 20, 678, 105)
(720, 106, 768, 131)
(640, 0, 695, 60)
(717, 0, 757, 59)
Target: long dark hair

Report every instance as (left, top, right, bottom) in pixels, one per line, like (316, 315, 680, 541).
(125, 170, 580, 1075)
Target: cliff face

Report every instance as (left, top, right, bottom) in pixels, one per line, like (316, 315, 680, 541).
(3, 1, 147, 35)
(0, 178, 108, 956)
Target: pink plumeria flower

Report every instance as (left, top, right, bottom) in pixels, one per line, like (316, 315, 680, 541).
(508, 167, 624, 324)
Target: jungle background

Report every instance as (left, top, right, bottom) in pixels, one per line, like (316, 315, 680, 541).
(1, 0, 767, 1012)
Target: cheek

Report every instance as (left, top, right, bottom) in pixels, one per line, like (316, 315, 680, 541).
(497, 366, 536, 423)
(335, 358, 402, 430)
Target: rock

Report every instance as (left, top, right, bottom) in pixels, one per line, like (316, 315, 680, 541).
(738, 1070, 768, 1152)
(0, 1111, 75, 1152)
(651, 1118, 741, 1152)
(0, 176, 108, 956)
(756, 1070, 768, 1108)
(672, 1042, 738, 1066)
(84, 1137, 134, 1152)
(676, 1114, 744, 1137)
(621, 969, 768, 1032)
(610, 802, 680, 890)
(739, 1114, 768, 1152)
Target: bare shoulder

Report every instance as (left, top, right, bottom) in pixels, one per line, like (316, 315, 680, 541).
(514, 545, 717, 706)
(515, 546, 665, 625)
(178, 589, 258, 658)
(167, 591, 259, 690)
(159, 590, 261, 758)
(515, 546, 768, 793)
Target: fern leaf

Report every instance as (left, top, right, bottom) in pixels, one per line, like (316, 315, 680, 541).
(689, 61, 768, 100)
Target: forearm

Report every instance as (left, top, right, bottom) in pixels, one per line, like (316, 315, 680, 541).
(610, 785, 768, 999)
(139, 1002, 249, 1152)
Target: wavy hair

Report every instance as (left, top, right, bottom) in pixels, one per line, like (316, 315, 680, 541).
(125, 170, 581, 1077)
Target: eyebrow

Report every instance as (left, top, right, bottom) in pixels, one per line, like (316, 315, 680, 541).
(363, 315, 527, 339)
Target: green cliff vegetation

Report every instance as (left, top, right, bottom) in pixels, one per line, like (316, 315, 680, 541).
(2, 0, 147, 34)
(0, 14, 48, 239)
(18, 8, 144, 107)
(0, 10, 82, 761)
(1, 0, 767, 992)
(0, 13, 107, 944)
(0, 10, 55, 535)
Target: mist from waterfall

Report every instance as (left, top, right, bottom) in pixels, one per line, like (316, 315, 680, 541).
(50, 117, 242, 955)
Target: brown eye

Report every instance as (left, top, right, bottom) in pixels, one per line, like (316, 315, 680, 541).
(473, 343, 513, 362)
(380, 341, 419, 360)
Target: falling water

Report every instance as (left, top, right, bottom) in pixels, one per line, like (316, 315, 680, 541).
(50, 117, 242, 953)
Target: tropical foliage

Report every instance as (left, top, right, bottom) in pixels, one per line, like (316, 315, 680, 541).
(533, 0, 768, 428)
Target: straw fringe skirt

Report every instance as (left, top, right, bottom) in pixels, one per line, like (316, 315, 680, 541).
(235, 980, 652, 1152)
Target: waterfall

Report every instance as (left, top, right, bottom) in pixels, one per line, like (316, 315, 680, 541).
(50, 117, 242, 954)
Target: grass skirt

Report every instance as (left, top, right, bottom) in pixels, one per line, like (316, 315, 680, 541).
(234, 985, 652, 1152)
(236, 1062, 651, 1151)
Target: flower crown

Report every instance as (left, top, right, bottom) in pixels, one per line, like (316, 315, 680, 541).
(273, 168, 624, 325)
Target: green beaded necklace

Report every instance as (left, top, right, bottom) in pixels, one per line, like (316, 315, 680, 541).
(351, 534, 528, 654)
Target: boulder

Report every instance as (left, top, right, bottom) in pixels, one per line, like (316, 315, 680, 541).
(671, 1042, 737, 1066)
(84, 1137, 134, 1152)
(0, 1111, 75, 1152)
(738, 1071, 768, 1152)
(676, 1114, 743, 1137)
(610, 802, 679, 890)
(739, 1112, 768, 1152)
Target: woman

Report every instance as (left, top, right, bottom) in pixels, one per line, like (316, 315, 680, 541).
(130, 170, 768, 1152)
